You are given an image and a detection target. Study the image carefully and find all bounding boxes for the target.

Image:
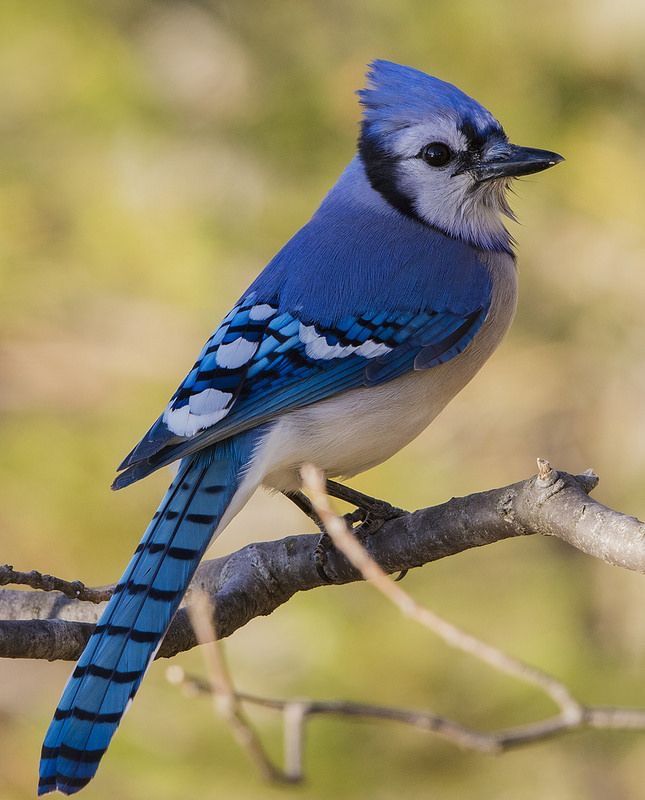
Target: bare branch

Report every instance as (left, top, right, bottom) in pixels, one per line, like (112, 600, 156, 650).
(0, 462, 643, 663)
(3, 461, 641, 780)
(168, 667, 645, 759)
(163, 465, 645, 778)
(0, 564, 112, 603)
(186, 464, 633, 767)
(301, 464, 582, 720)
(282, 702, 308, 781)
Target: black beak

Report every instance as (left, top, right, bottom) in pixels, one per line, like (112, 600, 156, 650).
(473, 144, 564, 182)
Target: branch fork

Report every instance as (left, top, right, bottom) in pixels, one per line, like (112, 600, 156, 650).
(153, 464, 644, 783)
(0, 459, 643, 784)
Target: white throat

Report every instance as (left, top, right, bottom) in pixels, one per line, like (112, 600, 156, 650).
(404, 166, 514, 252)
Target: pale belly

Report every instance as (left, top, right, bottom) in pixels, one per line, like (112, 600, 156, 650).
(259, 253, 518, 492)
(260, 367, 474, 491)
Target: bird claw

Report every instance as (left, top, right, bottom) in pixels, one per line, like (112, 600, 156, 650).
(284, 484, 407, 583)
(343, 507, 368, 526)
(314, 532, 335, 583)
(314, 501, 407, 583)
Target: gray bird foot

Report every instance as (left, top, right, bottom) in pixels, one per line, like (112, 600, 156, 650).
(283, 485, 407, 584)
(325, 480, 406, 528)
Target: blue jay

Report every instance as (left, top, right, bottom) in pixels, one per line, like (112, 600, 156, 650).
(39, 60, 563, 794)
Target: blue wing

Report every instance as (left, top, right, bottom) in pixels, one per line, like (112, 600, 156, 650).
(113, 158, 498, 489)
(113, 289, 489, 489)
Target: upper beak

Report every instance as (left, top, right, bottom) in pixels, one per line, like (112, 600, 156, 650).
(473, 144, 564, 182)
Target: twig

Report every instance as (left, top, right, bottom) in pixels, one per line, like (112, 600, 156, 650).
(168, 667, 645, 758)
(186, 592, 288, 783)
(300, 463, 645, 744)
(0, 564, 112, 603)
(159, 465, 644, 781)
(282, 702, 308, 781)
(302, 465, 582, 720)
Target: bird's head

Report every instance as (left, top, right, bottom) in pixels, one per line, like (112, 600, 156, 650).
(358, 60, 563, 253)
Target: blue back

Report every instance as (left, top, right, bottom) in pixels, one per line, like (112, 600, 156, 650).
(249, 158, 491, 324)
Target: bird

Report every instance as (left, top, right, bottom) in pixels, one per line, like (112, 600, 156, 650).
(39, 59, 563, 794)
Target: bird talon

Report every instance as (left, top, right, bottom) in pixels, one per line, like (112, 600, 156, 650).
(354, 512, 385, 535)
(343, 508, 368, 527)
(315, 562, 335, 584)
(365, 500, 406, 521)
(314, 532, 336, 583)
(353, 503, 405, 535)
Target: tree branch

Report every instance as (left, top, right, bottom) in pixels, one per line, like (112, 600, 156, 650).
(0, 461, 643, 663)
(168, 666, 645, 768)
(154, 466, 644, 784)
(0, 564, 111, 603)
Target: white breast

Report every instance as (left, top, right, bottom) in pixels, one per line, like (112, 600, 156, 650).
(257, 251, 518, 492)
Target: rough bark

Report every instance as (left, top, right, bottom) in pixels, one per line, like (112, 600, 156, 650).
(0, 463, 642, 663)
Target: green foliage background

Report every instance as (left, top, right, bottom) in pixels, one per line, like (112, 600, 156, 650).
(1, 2, 644, 798)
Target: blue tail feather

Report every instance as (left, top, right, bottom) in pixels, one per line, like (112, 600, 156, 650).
(39, 430, 262, 795)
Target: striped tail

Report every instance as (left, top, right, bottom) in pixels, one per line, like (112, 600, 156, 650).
(39, 430, 262, 795)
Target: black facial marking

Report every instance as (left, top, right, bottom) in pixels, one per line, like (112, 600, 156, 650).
(359, 118, 510, 252)
(459, 121, 488, 154)
(460, 120, 507, 159)
(358, 125, 424, 224)
(454, 121, 507, 178)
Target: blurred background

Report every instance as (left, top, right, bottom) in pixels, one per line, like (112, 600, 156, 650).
(1, 1, 644, 798)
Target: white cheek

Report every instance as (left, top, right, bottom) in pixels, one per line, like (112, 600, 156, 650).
(397, 161, 508, 251)
(399, 161, 469, 221)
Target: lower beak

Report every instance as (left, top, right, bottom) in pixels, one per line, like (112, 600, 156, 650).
(473, 145, 564, 182)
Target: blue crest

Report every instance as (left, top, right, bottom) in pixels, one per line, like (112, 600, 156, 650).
(358, 60, 502, 141)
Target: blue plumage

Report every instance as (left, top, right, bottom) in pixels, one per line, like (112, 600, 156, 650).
(114, 159, 493, 487)
(358, 60, 502, 143)
(113, 299, 488, 487)
(40, 59, 562, 794)
(253, 158, 493, 320)
(39, 429, 264, 795)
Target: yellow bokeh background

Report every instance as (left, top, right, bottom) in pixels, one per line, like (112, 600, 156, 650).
(1, 2, 644, 798)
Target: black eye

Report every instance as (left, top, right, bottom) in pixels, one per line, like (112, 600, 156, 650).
(419, 142, 452, 167)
